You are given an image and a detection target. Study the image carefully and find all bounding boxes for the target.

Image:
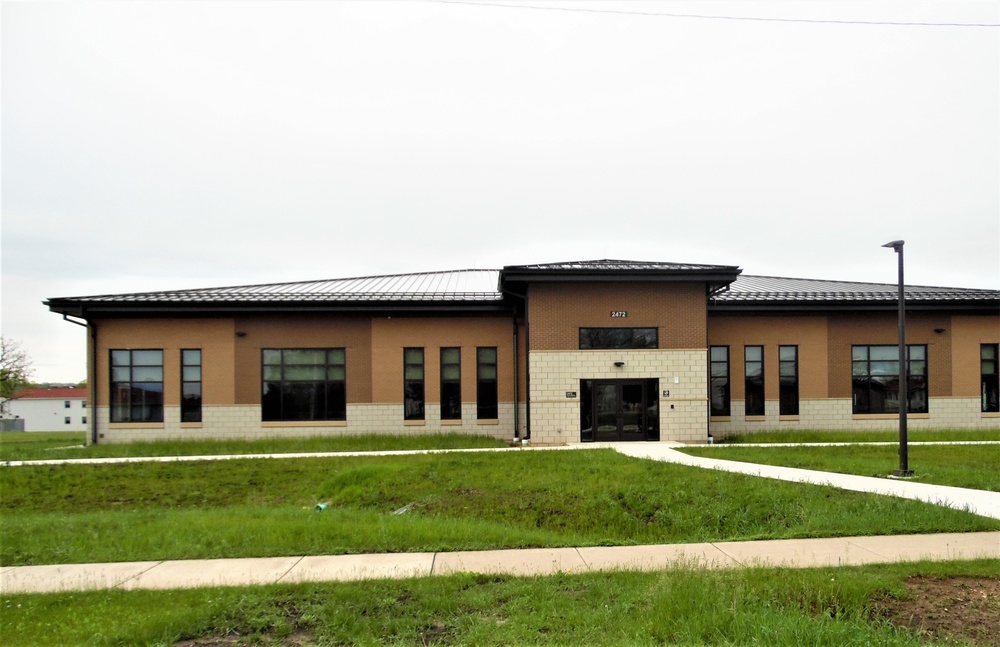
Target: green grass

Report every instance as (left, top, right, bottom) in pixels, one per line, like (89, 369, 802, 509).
(4, 559, 996, 646)
(717, 428, 1000, 444)
(681, 443, 1000, 491)
(0, 431, 508, 462)
(3, 450, 996, 566)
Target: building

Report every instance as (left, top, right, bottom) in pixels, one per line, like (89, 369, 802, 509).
(2, 387, 90, 432)
(44, 260, 999, 445)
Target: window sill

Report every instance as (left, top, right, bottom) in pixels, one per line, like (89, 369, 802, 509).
(109, 423, 164, 429)
(441, 420, 463, 426)
(261, 420, 347, 427)
(744, 416, 766, 422)
(180, 423, 203, 429)
(779, 415, 801, 421)
(852, 413, 930, 420)
(477, 419, 499, 425)
(982, 412, 1000, 418)
(709, 416, 731, 422)
(404, 420, 426, 426)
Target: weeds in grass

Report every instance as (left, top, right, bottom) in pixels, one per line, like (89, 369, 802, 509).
(3, 450, 996, 566)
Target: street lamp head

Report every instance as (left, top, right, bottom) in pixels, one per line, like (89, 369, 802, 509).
(882, 240, 905, 251)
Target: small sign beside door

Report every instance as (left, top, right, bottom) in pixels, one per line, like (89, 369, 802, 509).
(566, 391, 577, 398)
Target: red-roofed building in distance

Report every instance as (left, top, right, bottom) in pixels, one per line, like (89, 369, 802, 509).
(2, 387, 89, 432)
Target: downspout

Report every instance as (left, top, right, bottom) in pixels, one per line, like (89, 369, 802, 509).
(62, 313, 97, 445)
(501, 285, 529, 441)
(512, 317, 519, 441)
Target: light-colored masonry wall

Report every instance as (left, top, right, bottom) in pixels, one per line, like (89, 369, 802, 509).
(96, 402, 519, 443)
(528, 349, 708, 445)
(709, 399, 999, 437)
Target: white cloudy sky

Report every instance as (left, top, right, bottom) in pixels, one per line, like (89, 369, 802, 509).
(2, 0, 999, 383)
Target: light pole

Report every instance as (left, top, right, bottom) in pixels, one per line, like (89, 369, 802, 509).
(882, 240, 913, 477)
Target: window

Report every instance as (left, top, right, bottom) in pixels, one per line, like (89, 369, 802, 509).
(744, 346, 764, 416)
(580, 328, 658, 349)
(779, 345, 799, 415)
(710, 346, 730, 416)
(852, 345, 928, 414)
(110, 349, 164, 423)
(82, 416, 87, 425)
(262, 349, 346, 421)
(982, 344, 999, 413)
(82, 400, 87, 409)
(181, 349, 202, 423)
(64, 417, 71, 425)
(440, 347, 461, 420)
(64, 400, 71, 408)
(404, 348, 425, 420)
(477, 347, 498, 419)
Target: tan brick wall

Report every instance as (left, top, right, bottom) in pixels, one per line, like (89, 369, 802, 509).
(951, 314, 1000, 397)
(528, 348, 708, 444)
(528, 282, 707, 351)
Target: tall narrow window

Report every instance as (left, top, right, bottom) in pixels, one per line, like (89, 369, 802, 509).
(404, 347, 425, 420)
(744, 346, 764, 416)
(710, 346, 730, 416)
(852, 345, 928, 414)
(440, 347, 461, 420)
(181, 349, 202, 423)
(477, 347, 498, 420)
(261, 349, 346, 421)
(64, 400, 71, 409)
(982, 344, 999, 413)
(110, 349, 164, 423)
(779, 345, 799, 415)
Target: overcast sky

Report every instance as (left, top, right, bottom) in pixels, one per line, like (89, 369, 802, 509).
(3, 0, 999, 383)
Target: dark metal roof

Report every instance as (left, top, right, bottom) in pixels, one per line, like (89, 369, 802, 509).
(505, 259, 739, 273)
(714, 275, 1000, 310)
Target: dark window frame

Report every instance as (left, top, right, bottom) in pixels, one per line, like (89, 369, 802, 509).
(261, 348, 346, 422)
(851, 344, 928, 414)
(779, 345, 799, 416)
(710, 346, 730, 417)
(477, 347, 499, 420)
(744, 345, 765, 416)
(110, 349, 165, 423)
(982, 343, 999, 413)
(404, 347, 425, 421)
(440, 347, 461, 420)
(181, 349, 203, 423)
(579, 328, 659, 349)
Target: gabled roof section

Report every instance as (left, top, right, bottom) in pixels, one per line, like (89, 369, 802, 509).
(46, 270, 504, 316)
(11, 387, 89, 400)
(713, 275, 1000, 312)
(500, 259, 742, 294)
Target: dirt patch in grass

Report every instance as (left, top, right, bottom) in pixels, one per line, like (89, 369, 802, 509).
(874, 576, 1000, 646)
(175, 629, 314, 647)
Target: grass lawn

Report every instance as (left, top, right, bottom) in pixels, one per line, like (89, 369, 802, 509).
(3, 560, 998, 646)
(717, 428, 1000, 444)
(680, 444, 1000, 491)
(0, 431, 508, 462)
(3, 449, 997, 566)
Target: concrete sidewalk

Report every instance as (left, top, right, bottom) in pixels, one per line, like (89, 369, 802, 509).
(3, 532, 997, 594)
(612, 444, 1000, 521)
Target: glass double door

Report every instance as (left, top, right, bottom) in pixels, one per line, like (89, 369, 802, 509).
(581, 379, 659, 442)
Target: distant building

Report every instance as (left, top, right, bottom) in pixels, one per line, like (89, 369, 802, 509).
(4, 387, 89, 432)
(44, 259, 999, 445)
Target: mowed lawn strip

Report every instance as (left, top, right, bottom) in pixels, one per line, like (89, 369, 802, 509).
(718, 429, 1000, 444)
(679, 444, 1000, 492)
(3, 450, 997, 566)
(4, 559, 997, 647)
(0, 432, 508, 462)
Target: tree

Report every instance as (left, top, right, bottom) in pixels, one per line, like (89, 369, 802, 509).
(0, 336, 34, 416)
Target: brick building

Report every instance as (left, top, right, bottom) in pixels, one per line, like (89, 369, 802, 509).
(45, 260, 999, 445)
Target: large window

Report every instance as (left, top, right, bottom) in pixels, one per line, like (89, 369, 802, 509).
(710, 346, 730, 416)
(110, 349, 164, 423)
(852, 345, 927, 414)
(744, 346, 764, 416)
(404, 348, 425, 421)
(983, 344, 999, 413)
(262, 349, 346, 421)
(440, 347, 461, 420)
(779, 345, 799, 415)
(579, 328, 658, 349)
(181, 349, 202, 423)
(477, 347, 498, 420)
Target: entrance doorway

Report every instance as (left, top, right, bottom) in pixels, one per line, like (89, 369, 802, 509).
(580, 378, 659, 442)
